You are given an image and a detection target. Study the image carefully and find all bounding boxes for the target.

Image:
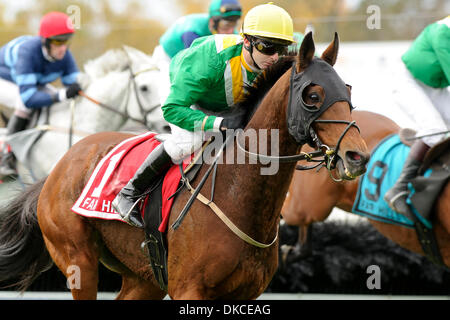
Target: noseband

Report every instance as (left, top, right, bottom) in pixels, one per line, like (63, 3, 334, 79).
(128, 65, 162, 128)
(235, 119, 359, 177)
(80, 65, 161, 129)
(308, 119, 359, 181)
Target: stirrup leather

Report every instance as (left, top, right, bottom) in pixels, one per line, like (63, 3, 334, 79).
(120, 198, 141, 221)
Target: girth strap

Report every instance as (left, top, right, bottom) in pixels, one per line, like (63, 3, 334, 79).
(402, 205, 447, 269)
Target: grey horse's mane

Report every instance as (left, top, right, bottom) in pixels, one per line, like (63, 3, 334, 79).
(83, 48, 130, 79)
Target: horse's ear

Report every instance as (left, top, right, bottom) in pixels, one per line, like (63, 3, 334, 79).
(122, 45, 154, 69)
(321, 32, 339, 66)
(297, 32, 315, 72)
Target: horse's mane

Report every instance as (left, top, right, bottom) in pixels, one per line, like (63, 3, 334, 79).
(235, 55, 296, 124)
(83, 48, 130, 79)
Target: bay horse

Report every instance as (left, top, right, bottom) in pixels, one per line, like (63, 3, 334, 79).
(282, 110, 450, 267)
(0, 33, 369, 299)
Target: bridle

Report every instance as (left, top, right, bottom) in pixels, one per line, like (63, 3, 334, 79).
(171, 57, 361, 248)
(236, 58, 361, 181)
(306, 119, 360, 181)
(235, 119, 359, 181)
(127, 65, 162, 127)
(80, 64, 161, 129)
(172, 117, 359, 249)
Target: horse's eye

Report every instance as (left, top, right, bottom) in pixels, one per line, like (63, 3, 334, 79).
(309, 93, 320, 103)
(140, 85, 148, 92)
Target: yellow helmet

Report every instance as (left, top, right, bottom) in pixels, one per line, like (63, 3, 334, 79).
(240, 2, 294, 43)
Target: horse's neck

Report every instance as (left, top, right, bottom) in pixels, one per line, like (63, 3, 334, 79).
(246, 70, 296, 157)
(219, 71, 297, 231)
(76, 71, 130, 132)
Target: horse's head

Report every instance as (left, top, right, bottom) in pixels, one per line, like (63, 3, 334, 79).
(289, 32, 369, 180)
(123, 46, 170, 133)
(78, 48, 168, 133)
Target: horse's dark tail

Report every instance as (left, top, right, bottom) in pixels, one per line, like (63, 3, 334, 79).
(0, 178, 53, 291)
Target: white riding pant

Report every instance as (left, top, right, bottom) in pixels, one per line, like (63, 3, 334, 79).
(162, 123, 205, 163)
(151, 45, 172, 107)
(0, 78, 58, 119)
(392, 64, 450, 147)
(0, 78, 29, 119)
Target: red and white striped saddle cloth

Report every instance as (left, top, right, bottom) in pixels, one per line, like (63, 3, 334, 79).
(71, 132, 188, 233)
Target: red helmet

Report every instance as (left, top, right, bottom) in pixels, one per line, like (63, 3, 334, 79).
(39, 12, 74, 39)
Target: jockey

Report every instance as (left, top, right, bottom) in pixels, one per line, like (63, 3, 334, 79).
(384, 16, 450, 214)
(0, 11, 81, 177)
(152, 0, 242, 107)
(153, 0, 242, 60)
(113, 3, 295, 225)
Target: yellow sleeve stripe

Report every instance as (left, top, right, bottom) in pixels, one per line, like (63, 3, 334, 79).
(229, 55, 244, 104)
(215, 34, 243, 53)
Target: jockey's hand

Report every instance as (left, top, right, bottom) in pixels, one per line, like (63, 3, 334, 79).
(66, 82, 82, 99)
(220, 117, 244, 132)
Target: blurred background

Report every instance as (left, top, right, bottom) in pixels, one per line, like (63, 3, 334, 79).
(0, 0, 448, 65)
(1, 0, 447, 128)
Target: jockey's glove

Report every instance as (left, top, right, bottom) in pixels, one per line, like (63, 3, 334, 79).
(66, 82, 82, 99)
(220, 116, 245, 132)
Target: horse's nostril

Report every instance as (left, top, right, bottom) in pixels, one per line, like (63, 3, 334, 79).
(352, 152, 361, 161)
(346, 151, 369, 165)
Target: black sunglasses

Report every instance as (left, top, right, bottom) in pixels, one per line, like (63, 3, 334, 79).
(49, 38, 71, 46)
(251, 38, 287, 56)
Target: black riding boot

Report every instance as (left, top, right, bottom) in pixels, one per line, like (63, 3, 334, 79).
(383, 139, 430, 215)
(0, 115, 28, 177)
(112, 144, 172, 227)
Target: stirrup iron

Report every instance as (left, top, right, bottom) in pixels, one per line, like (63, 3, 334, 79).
(120, 198, 142, 224)
(387, 190, 409, 212)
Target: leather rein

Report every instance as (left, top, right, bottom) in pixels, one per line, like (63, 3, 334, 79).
(171, 59, 361, 248)
(236, 119, 360, 181)
(79, 64, 161, 129)
(171, 118, 358, 249)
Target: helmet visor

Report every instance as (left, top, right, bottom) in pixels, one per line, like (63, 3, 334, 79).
(212, 3, 241, 19)
(49, 38, 71, 46)
(47, 33, 73, 45)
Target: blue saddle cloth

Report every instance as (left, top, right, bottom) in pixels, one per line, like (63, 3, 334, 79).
(352, 134, 432, 229)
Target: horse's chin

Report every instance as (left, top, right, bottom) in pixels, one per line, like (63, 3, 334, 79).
(335, 158, 365, 181)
